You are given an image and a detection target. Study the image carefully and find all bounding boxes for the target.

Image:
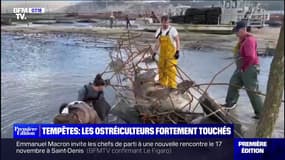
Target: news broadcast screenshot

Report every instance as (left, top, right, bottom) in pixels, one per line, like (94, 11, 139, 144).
(1, 0, 284, 159)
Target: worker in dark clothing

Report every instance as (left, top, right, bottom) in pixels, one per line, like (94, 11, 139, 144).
(78, 74, 111, 122)
(126, 15, 131, 29)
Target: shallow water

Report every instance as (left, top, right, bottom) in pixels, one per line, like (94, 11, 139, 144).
(1, 32, 283, 138)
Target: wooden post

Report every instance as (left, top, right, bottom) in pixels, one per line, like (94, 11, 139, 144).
(256, 23, 284, 138)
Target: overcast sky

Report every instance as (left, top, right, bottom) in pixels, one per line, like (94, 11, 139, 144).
(1, 1, 81, 13)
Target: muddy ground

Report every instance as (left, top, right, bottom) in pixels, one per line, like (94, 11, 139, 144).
(2, 24, 281, 53)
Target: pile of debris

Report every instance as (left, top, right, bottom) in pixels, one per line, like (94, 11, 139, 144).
(101, 31, 243, 137)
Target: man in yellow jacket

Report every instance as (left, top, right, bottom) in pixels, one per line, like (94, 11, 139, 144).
(152, 15, 181, 89)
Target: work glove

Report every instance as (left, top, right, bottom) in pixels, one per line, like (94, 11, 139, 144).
(104, 79, 111, 85)
(152, 52, 157, 61)
(174, 50, 179, 59)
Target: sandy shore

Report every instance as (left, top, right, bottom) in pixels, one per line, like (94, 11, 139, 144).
(2, 24, 281, 52)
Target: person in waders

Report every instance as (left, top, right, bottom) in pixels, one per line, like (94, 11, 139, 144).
(78, 74, 111, 122)
(221, 21, 263, 119)
(152, 15, 180, 89)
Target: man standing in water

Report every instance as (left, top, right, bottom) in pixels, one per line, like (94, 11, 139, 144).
(222, 21, 263, 119)
(152, 15, 180, 89)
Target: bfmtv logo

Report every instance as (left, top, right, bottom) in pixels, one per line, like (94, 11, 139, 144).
(13, 8, 45, 20)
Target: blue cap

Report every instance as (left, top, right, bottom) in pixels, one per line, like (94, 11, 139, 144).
(233, 21, 247, 32)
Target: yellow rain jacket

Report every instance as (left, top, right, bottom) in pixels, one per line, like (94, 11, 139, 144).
(157, 28, 177, 89)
